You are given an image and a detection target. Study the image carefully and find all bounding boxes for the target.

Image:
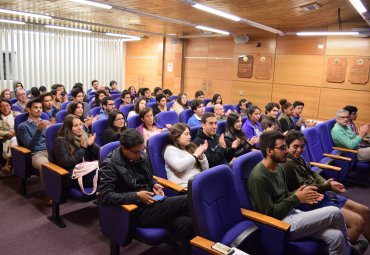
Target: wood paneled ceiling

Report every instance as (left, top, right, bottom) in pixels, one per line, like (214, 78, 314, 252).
(0, 0, 369, 37)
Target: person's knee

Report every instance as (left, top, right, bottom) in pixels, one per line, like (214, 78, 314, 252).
(326, 206, 343, 220)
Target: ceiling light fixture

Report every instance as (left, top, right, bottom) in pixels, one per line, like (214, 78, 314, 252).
(45, 25, 92, 33)
(242, 20, 284, 35)
(192, 3, 241, 21)
(105, 32, 141, 40)
(0, 19, 25, 25)
(297, 31, 360, 36)
(349, 0, 367, 14)
(195, 25, 230, 35)
(0, 8, 51, 19)
(70, 0, 112, 9)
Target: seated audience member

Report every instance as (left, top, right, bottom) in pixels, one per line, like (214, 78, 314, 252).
(90, 79, 99, 92)
(39, 86, 47, 94)
(104, 86, 111, 97)
(99, 97, 114, 120)
(98, 129, 194, 246)
(28, 87, 40, 99)
(331, 109, 370, 162)
(291, 101, 316, 130)
(140, 88, 155, 103)
(224, 113, 253, 159)
(343, 105, 360, 135)
(70, 88, 90, 118)
(12, 81, 23, 98)
(71, 83, 89, 103)
(127, 99, 146, 119)
(67, 102, 97, 133)
(127, 86, 137, 99)
(41, 92, 58, 123)
(119, 90, 132, 108)
(238, 98, 251, 117)
(242, 105, 262, 147)
(109, 80, 120, 93)
(1, 89, 12, 100)
(194, 90, 205, 101)
(187, 99, 205, 127)
(54, 114, 99, 189)
(214, 104, 226, 120)
(151, 94, 167, 116)
(247, 131, 367, 255)
(283, 130, 370, 244)
(102, 110, 127, 146)
(171, 92, 190, 116)
(260, 102, 281, 132)
(91, 90, 107, 108)
(0, 99, 20, 175)
(164, 123, 209, 187)
(278, 101, 298, 133)
(193, 112, 236, 168)
(13, 88, 28, 112)
(153, 87, 163, 96)
(136, 107, 166, 148)
(206, 93, 222, 107)
(163, 89, 173, 102)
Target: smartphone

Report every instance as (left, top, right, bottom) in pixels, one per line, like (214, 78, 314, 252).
(211, 242, 232, 254)
(152, 195, 167, 201)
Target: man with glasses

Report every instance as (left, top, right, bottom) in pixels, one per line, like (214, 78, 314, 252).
(14, 88, 28, 112)
(247, 131, 364, 255)
(331, 109, 370, 162)
(99, 97, 115, 120)
(98, 129, 194, 250)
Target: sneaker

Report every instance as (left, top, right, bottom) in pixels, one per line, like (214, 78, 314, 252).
(351, 239, 369, 255)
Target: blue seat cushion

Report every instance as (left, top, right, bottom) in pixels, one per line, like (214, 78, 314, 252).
(287, 238, 327, 255)
(135, 227, 171, 246)
(220, 220, 257, 246)
(69, 188, 96, 202)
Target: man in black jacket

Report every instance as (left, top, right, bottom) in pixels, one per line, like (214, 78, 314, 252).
(98, 128, 193, 242)
(193, 112, 237, 167)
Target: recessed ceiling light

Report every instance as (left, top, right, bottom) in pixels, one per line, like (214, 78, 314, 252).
(105, 32, 141, 40)
(195, 25, 230, 35)
(0, 19, 25, 25)
(70, 0, 112, 9)
(45, 25, 91, 33)
(0, 8, 51, 19)
(297, 31, 359, 36)
(192, 3, 240, 21)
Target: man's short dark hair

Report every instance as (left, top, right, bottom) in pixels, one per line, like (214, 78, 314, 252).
(343, 105, 358, 115)
(120, 128, 144, 148)
(73, 83, 84, 91)
(140, 88, 150, 97)
(40, 92, 52, 102)
(51, 84, 62, 90)
(30, 87, 40, 97)
(163, 89, 172, 96)
(293, 101, 304, 108)
(195, 90, 204, 98)
(265, 102, 280, 113)
(109, 80, 117, 87)
(102, 96, 112, 106)
(39, 86, 47, 93)
(156, 94, 166, 103)
(91, 80, 98, 85)
(121, 90, 130, 99)
(285, 130, 306, 147)
(26, 97, 42, 109)
(191, 99, 204, 112)
(71, 88, 82, 98)
(201, 112, 216, 124)
(50, 89, 57, 96)
(259, 131, 286, 158)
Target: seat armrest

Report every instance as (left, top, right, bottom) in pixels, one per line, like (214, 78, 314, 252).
(11, 145, 31, 154)
(241, 208, 290, 232)
(323, 153, 351, 162)
(120, 204, 138, 212)
(42, 162, 69, 175)
(153, 176, 186, 193)
(190, 236, 223, 255)
(310, 162, 341, 171)
(332, 147, 358, 154)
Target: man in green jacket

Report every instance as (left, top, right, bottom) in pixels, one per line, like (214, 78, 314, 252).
(331, 109, 370, 162)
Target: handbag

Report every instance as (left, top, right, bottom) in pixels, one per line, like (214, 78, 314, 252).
(72, 158, 99, 195)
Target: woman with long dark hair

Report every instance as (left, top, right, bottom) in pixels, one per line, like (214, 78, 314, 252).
(67, 102, 97, 133)
(278, 101, 298, 133)
(102, 110, 127, 145)
(91, 89, 107, 108)
(206, 93, 222, 107)
(171, 92, 190, 116)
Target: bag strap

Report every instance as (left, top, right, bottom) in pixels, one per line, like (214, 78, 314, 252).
(77, 167, 99, 196)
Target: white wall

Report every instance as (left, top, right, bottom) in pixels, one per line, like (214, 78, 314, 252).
(0, 23, 126, 92)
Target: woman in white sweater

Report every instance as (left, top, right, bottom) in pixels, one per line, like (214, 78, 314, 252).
(164, 123, 208, 187)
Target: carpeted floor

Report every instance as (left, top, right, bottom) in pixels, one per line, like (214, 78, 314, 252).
(1, 173, 370, 255)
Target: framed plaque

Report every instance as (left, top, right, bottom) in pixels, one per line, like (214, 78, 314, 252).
(349, 57, 370, 84)
(255, 56, 272, 80)
(238, 55, 254, 78)
(326, 57, 347, 83)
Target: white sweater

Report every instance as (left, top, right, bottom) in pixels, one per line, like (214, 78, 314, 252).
(164, 145, 209, 187)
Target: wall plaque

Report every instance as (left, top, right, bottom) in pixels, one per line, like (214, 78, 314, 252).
(238, 55, 254, 78)
(349, 57, 369, 84)
(326, 57, 347, 83)
(255, 56, 272, 80)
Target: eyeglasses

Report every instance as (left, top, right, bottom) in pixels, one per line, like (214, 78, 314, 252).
(338, 116, 349, 119)
(107, 103, 115, 106)
(114, 118, 125, 121)
(128, 148, 144, 154)
(274, 145, 288, 151)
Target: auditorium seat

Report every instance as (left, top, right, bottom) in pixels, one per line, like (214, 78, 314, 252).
(91, 119, 108, 146)
(90, 106, 101, 117)
(155, 111, 179, 128)
(55, 110, 67, 123)
(180, 109, 193, 123)
(127, 115, 141, 129)
(118, 104, 134, 118)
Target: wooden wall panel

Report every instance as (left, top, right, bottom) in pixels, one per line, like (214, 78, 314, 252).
(231, 81, 272, 107)
(318, 88, 370, 124)
(184, 77, 206, 100)
(232, 54, 275, 82)
(274, 55, 324, 86)
(208, 37, 234, 57)
(184, 58, 208, 78)
(207, 59, 233, 80)
(126, 37, 164, 57)
(271, 84, 321, 119)
(163, 38, 183, 92)
(184, 38, 208, 57)
(276, 36, 326, 55)
(208, 79, 233, 104)
(233, 35, 276, 54)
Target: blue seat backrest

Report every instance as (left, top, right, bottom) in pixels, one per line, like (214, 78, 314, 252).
(170, 95, 178, 101)
(127, 115, 141, 129)
(147, 131, 170, 178)
(61, 101, 70, 110)
(205, 106, 214, 113)
(216, 120, 226, 135)
(189, 165, 245, 242)
(166, 101, 174, 111)
(234, 104, 240, 113)
(10, 98, 18, 105)
(241, 116, 248, 126)
(45, 123, 63, 163)
(88, 91, 96, 96)
(223, 104, 234, 113)
(111, 94, 120, 100)
(147, 102, 156, 108)
(56, 110, 67, 123)
(232, 150, 264, 209)
(203, 98, 211, 106)
(190, 125, 201, 140)
(114, 98, 123, 109)
(180, 109, 193, 123)
(316, 122, 333, 153)
(91, 118, 108, 146)
(325, 118, 336, 130)
(90, 106, 101, 117)
(155, 111, 179, 128)
(99, 141, 120, 164)
(302, 127, 324, 163)
(11, 105, 23, 113)
(88, 95, 95, 102)
(119, 104, 134, 118)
